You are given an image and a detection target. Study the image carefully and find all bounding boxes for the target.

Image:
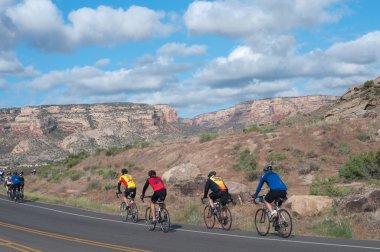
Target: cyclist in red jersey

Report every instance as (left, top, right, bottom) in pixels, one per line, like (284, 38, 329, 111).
(140, 170, 167, 223)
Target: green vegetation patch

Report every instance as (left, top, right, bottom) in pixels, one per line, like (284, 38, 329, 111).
(266, 151, 287, 164)
(233, 148, 258, 181)
(63, 152, 90, 168)
(339, 150, 380, 182)
(199, 133, 217, 143)
(173, 204, 202, 225)
(243, 124, 274, 134)
(313, 219, 352, 238)
(310, 175, 352, 197)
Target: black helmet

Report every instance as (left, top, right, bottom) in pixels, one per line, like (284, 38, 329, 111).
(148, 170, 156, 177)
(13, 171, 18, 176)
(263, 165, 272, 172)
(208, 171, 216, 178)
(20, 171, 24, 176)
(121, 168, 128, 174)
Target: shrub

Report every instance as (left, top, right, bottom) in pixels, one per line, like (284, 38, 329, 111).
(363, 80, 374, 90)
(88, 180, 102, 190)
(243, 124, 274, 134)
(63, 152, 89, 168)
(298, 161, 320, 175)
(104, 184, 117, 191)
(339, 150, 380, 181)
(337, 142, 350, 155)
(310, 175, 352, 197)
(199, 133, 217, 143)
(307, 150, 318, 158)
(233, 148, 258, 181)
(266, 151, 286, 164)
(174, 204, 202, 225)
(102, 170, 119, 179)
(357, 130, 369, 142)
(64, 170, 84, 181)
(105, 147, 125, 156)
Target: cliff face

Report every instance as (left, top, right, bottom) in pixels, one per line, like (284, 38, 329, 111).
(0, 103, 178, 164)
(188, 95, 338, 128)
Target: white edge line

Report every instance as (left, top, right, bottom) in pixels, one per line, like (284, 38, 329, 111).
(1, 198, 379, 251)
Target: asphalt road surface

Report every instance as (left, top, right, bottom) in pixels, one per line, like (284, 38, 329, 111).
(0, 196, 379, 252)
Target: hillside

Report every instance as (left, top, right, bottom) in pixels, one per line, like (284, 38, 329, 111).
(0, 96, 336, 165)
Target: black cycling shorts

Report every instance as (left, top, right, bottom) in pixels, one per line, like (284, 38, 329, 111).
(124, 188, 136, 199)
(209, 191, 229, 205)
(151, 189, 166, 203)
(265, 190, 287, 204)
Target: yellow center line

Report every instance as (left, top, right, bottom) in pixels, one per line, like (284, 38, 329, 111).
(0, 237, 43, 252)
(0, 221, 151, 252)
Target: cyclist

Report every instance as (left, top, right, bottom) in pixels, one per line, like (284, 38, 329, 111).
(117, 168, 136, 206)
(202, 171, 229, 214)
(140, 170, 166, 224)
(252, 165, 287, 219)
(11, 171, 21, 199)
(19, 171, 25, 195)
(0, 169, 4, 181)
(4, 171, 12, 195)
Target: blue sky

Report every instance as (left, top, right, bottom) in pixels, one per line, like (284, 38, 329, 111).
(0, 0, 379, 118)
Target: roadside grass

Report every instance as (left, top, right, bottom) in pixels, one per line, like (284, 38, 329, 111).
(310, 175, 353, 197)
(312, 219, 352, 239)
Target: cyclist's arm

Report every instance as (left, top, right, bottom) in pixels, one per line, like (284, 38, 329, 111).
(254, 174, 266, 197)
(203, 179, 211, 198)
(141, 179, 149, 197)
(117, 182, 122, 193)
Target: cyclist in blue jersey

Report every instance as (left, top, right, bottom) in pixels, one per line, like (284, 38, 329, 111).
(11, 172, 21, 198)
(252, 165, 287, 219)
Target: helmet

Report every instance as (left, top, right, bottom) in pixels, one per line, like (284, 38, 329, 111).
(13, 171, 18, 176)
(121, 168, 128, 174)
(7, 171, 11, 175)
(148, 170, 156, 177)
(20, 171, 24, 175)
(263, 165, 272, 172)
(207, 171, 216, 178)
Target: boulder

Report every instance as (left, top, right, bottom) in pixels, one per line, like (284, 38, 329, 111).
(333, 186, 380, 213)
(224, 180, 251, 204)
(285, 195, 332, 217)
(162, 163, 201, 183)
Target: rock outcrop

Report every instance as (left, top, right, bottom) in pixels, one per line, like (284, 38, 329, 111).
(333, 186, 380, 213)
(188, 95, 337, 129)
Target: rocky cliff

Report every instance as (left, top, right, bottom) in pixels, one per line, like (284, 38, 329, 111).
(188, 95, 338, 129)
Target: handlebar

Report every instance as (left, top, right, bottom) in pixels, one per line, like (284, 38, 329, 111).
(140, 196, 152, 203)
(115, 192, 122, 198)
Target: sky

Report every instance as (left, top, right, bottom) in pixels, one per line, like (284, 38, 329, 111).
(0, 0, 379, 118)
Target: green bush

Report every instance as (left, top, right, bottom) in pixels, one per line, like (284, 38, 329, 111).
(307, 150, 318, 158)
(310, 175, 352, 197)
(63, 152, 89, 168)
(337, 142, 350, 155)
(175, 204, 202, 225)
(88, 180, 102, 190)
(313, 220, 352, 238)
(233, 148, 258, 181)
(243, 124, 274, 134)
(104, 184, 117, 191)
(102, 170, 119, 179)
(105, 146, 125, 156)
(199, 133, 217, 143)
(64, 170, 84, 181)
(363, 80, 374, 90)
(357, 130, 369, 142)
(266, 151, 286, 164)
(339, 150, 380, 181)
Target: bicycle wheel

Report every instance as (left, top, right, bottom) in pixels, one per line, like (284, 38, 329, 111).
(120, 202, 127, 222)
(276, 209, 292, 238)
(130, 203, 139, 223)
(159, 208, 170, 233)
(203, 205, 215, 229)
(220, 206, 232, 231)
(145, 207, 156, 231)
(255, 209, 270, 236)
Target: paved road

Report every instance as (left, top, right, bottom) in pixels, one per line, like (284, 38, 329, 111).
(0, 196, 379, 252)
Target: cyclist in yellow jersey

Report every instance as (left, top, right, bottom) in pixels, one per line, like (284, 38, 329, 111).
(202, 171, 229, 213)
(117, 168, 137, 206)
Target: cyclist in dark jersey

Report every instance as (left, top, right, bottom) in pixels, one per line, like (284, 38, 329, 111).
(202, 171, 229, 213)
(140, 170, 166, 223)
(252, 165, 287, 219)
(11, 172, 21, 198)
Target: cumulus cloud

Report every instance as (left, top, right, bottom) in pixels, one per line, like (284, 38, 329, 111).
(95, 58, 110, 67)
(0, 51, 37, 77)
(4, 0, 175, 52)
(158, 42, 207, 57)
(184, 0, 343, 38)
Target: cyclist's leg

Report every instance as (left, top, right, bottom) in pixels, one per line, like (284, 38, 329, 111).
(208, 192, 219, 209)
(123, 189, 130, 205)
(263, 190, 276, 214)
(129, 188, 137, 206)
(151, 192, 159, 221)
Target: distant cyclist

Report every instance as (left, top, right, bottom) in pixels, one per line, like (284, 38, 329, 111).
(140, 170, 166, 224)
(252, 165, 287, 219)
(19, 171, 25, 193)
(4, 171, 12, 194)
(11, 171, 21, 198)
(0, 169, 4, 181)
(117, 168, 136, 206)
(202, 171, 229, 214)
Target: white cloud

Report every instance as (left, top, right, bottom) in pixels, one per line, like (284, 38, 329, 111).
(4, 0, 175, 52)
(158, 42, 207, 57)
(0, 79, 7, 89)
(184, 0, 343, 38)
(95, 58, 110, 67)
(0, 51, 37, 77)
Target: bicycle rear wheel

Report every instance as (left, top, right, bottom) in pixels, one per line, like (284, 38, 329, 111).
(129, 203, 139, 223)
(120, 202, 127, 222)
(220, 206, 232, 231)
(277, 209, 292, 238)
(203, 205, 215, 229)
(159, 208, 170, 233)
(145, 207, 156, 231)
(255, 209, 270, 236)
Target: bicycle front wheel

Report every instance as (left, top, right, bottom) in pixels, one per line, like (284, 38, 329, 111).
(255, 209, 270, 236)
(220, 206, 232, 231)
(203, 205, 215, 229)
(159, 208, 170, 233)
(120, 202, 127, 222)
(277, 209, 292, 238)
(130, 203, 139, 223)
(145, 207, 156, 231)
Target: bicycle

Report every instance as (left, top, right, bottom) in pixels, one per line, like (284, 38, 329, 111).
(202, 198, 232, 231)
(253, 195, 292, 238)
(6, 186, 13, 200)
(115, 192, 138, 223)
(142, 196, 170, 233)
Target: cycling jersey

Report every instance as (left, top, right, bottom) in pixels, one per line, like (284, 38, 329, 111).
(254, 171, 287, 196)
(203, 175, 228, 198)
(11, 175, 21, 186)
(5, 176, 12, 185)
(118, 174, 136, 189)
(141, 176, 166, 197)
